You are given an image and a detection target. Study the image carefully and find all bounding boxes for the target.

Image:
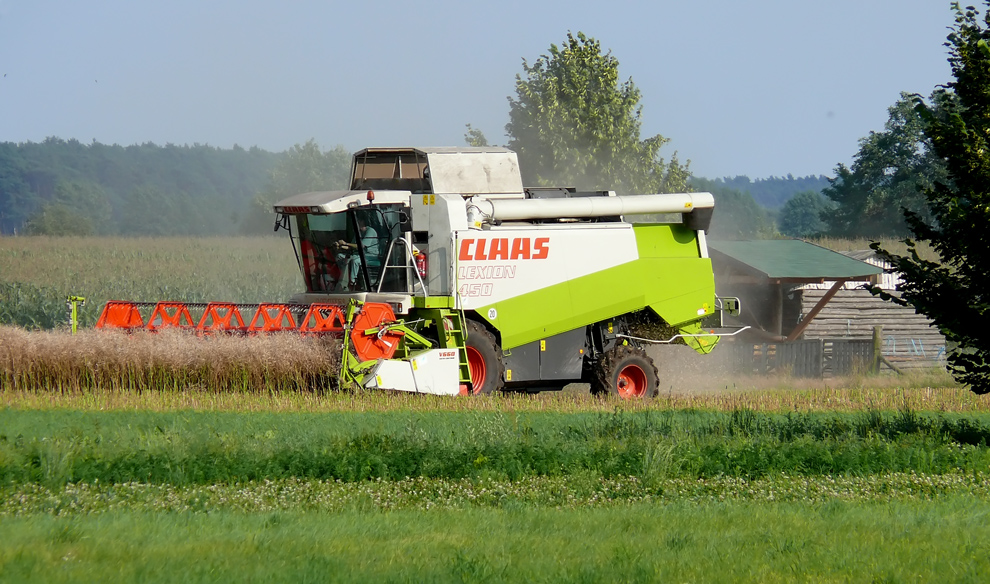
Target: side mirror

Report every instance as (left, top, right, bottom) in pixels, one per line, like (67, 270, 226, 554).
(398, 210, 412, 232)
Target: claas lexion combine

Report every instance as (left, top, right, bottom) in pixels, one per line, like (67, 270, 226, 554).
(96, 147, 742, 398)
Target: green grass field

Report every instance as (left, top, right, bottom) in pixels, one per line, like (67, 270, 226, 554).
(2, 404, 989, 581)
(3, 409, 990, 486)
(4, 500, 989, 583)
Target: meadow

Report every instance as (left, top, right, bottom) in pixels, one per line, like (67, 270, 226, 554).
(3, 400, 990, 581)
(5, 408, 990, 486)
(5, 500, 989, 583)
(2, 235, 987, 581)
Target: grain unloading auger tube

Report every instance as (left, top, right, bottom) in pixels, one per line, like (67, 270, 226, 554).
(465, 192, 715, 224)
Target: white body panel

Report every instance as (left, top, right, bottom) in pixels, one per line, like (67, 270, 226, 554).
(363, 349, 461, 395)
(454, 223, 640, 308)
(426, 149, 524, 197)
(409, 193, 471, 295)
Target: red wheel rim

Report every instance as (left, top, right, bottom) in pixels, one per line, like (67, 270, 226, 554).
(616, 364, 648, 399)
(466, 346, 486, 394)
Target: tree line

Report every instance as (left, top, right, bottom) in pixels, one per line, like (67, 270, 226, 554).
(0, 139, 283, 236)
(0, 30, 937, 244)
(0, 139, 824, 240)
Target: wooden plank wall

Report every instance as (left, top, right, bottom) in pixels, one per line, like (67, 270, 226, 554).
(799, 288, 946, 369)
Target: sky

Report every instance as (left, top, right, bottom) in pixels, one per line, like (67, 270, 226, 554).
(0, 0, 955, 179)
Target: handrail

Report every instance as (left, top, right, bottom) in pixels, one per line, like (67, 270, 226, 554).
(376, 236, 428, 296)
(616, 326, 751, 345)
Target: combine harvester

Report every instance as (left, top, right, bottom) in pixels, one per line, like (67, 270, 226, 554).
(97, 147, 740, 398)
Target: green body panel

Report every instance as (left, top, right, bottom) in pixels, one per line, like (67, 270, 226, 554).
(475, 223, 717, 353)
(634, 222, 702, 259)
(673, 320, 716, 354)
(412, 296, 456, 309)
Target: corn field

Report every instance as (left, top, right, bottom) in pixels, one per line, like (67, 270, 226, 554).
(0, 236, 301, 329)
(0, 235, 940, 331)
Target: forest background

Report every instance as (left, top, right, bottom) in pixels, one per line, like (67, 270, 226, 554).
(0, 137, 828, 241)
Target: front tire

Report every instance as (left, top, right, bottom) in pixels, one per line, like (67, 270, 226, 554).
(590, 345, 658, 400)
(465, 320, 505, 395)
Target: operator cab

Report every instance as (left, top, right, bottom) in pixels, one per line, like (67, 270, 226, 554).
(287, 204, 414, 294)
(273, 186, 425, 310)
(273, 147, 529, 307)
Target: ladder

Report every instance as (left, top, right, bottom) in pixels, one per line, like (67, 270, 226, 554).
(435, 308, 472, 386)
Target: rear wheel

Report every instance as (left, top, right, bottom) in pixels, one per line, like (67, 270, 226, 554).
(465, 320, 505, 395)
(590, 345, 658, 400)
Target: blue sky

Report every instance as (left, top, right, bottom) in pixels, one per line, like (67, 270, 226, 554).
(0, 0, 954, 178)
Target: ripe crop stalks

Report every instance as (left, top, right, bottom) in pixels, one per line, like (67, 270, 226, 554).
(1, 326, 985, 413)
(0, 326, 340, 394)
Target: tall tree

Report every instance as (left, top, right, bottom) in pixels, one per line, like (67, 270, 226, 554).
(23, 203, 93, 236)
(0, 143, 32, 233)
(823, 93, 948, 237)
(463, 124, 490, 147)
(778, 190, 834, 237)
(506, 32, 689, 194)
(119, 185, 196, 236)
(874, 2, 990, 393)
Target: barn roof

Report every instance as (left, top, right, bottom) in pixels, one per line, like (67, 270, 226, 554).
(709, 239, 883, 284)
(799, 250, 902, 291)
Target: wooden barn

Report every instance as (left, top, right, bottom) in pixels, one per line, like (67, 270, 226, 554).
(799, 250, 947, 370)
(708, 240, 946, 375)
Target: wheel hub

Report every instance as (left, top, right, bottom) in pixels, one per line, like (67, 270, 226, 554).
(616, 364, 648, 399)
